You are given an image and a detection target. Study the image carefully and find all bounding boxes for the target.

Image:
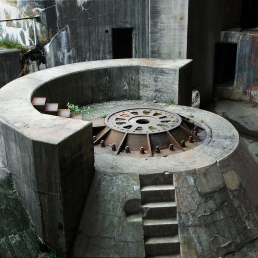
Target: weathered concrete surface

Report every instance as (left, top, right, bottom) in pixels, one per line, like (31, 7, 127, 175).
(71, 170, 144, 257)
(31, 59, 193, 106)
(45, 0, 149, 67)
(187, 0, 243, 102)
(224, 237, 258, 258)
(149, 0, 188, 59)
(0, 164, 43, 258)
(0, 66, 95, 256)
(1, 1, 49, 45)
(216, 30, 258, 103)
(0, 49, 20, 88)
(0, 59, 190, 256)
(205, 100, 258, 138)
(175, 139, 258, 258)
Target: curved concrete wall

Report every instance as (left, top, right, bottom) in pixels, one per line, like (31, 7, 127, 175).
(0, 58, 192, 256)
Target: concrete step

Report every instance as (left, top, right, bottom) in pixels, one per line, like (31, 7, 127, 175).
(140, 173, 173, 186)
(44, 103, 58, 114)
(145, 236, 180, 256)
(141, 185, 175, 203)
(31, 97, 46, 112)
(143, 219, 178, 238)
(57, 108, 70, 118)
(142, 202, 177, 219)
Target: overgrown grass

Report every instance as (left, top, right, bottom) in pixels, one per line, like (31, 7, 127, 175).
(0, 38, 29, 51)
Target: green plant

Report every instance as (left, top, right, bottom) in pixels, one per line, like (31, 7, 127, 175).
(148, 126, 156, 131)
(255, 152, 258, 158)
(100, 111, 106, 118)
(200, 118, 204, 123)
(80, 105, 91, 115)
(188, 113, 194, 118)
(158, 124, 168, 129)
(135, 94, 141, 100)
(47, 252, 58, 258)
(67, 103, 80, 114)
(168, 99, 174, 105)
(0, 38, 29, 51)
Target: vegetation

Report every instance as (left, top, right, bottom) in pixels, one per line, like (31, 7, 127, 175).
(67, 103, 81, 114)
(188, 113, 194, 118)
(135, 94, 141, 100)
(158, 124, 168, 129)
(47, 252, 58, 258)
(148, 126, 156, 131)
(167, 99, 174, 105)
(200, 118, 204, 123)
(0, 38, 29, 51)
(255, 152, 258, 158)
(100, 111, 106, 118)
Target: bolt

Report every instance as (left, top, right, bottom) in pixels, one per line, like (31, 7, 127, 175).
(169, 144, 174, 151)
(112, 144, 116, 151)
(100, 140, 105, 147)
(155, 146, 160, 153)
(181, 140, 186, 147)
(125, 146, 130, 153)
(93, 136, 97, 141)
(140, 147, 145, 154)
(189, 136, 194, 143)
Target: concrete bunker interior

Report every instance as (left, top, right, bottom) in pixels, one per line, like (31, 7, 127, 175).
(0, 59, 258, 258)
(1, 1, 258, 258)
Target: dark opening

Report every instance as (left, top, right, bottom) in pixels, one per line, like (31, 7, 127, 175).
(112, 28, 133, 59)
(241, 0, 258, 29)
(136, 119, 150, 124)
(214, 43, 237, 87)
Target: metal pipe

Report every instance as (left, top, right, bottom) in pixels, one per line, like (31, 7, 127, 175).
(33, 17, 37, 46)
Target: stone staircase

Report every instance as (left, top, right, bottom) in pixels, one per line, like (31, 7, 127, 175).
(32, 97, 71, 118)
(140, 173, 180, 258)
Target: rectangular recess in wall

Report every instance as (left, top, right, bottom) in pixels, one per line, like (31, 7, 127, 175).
(214, 43, 238, 87)
(112, 28, 133, 59)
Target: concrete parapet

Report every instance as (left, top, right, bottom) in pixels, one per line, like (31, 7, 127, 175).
(0, 58, 192, 256)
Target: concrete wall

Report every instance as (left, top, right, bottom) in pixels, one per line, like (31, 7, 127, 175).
(149, 0, 189, 59)
(0, 68, 95, 256)
(0, 164, 44, 258)
(187, 0, 243, 102)
(175, 139, 258, 258)
(46, 0, 149, 67)
(216, 31, 258, 103)
(71, 170, 145, 257)
(0, 50, 20, 88)
(32, 59, 193, 106)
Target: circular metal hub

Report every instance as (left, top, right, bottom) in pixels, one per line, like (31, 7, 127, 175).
(105, 108, 182, 134)
(93, 107, 207, 157)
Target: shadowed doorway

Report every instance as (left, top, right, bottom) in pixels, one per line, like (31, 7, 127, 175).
(112, 28, 133, 59)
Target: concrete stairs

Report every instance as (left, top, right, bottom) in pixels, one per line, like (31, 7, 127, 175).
(140, 174, 180, 258)
(32, 97, 71, 118)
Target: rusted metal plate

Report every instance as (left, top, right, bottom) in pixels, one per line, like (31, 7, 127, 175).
(92, 107, 206, 157)
(105, 108, 181, 134)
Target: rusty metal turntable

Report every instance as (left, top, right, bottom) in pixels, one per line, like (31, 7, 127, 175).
(92, 108, 206, 157)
